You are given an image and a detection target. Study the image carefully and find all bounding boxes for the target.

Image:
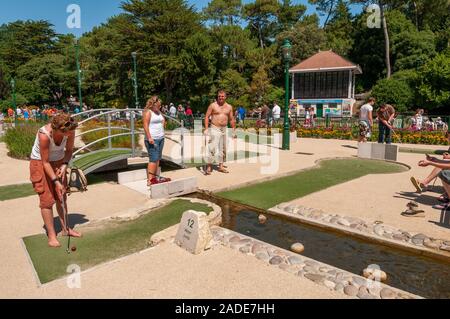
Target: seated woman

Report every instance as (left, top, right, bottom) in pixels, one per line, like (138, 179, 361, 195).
(29, 112, 82, 247)
(419, 153, 450, 210)
(411, 131, 450, 200)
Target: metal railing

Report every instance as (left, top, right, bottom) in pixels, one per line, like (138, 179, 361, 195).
(71, 108, 185, 167)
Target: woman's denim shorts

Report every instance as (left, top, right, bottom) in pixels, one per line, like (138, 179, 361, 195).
(145, 138, 165, 163)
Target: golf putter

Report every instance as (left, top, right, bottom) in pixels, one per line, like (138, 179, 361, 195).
(61, 196, 71, 254)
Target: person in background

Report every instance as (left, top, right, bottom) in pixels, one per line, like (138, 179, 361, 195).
(143, 96, 171, 186)
(358, 97, 375, 143)
(436, 117, 448, 131)
(23, 108, 30, 121)
(169, 103, 177, 118)
(411, 131, 450, 199)
(272, 102, 281, 125)
(377, 104, 395, 144)
(185, 104, 194, 129)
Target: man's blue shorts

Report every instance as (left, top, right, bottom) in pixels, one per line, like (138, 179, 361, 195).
(145, 138, 165, 163)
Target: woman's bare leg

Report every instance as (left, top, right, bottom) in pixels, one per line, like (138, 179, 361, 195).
(55, 199, 82, 237)
(41, 208, 60, 247)
(148, 162, 157, 185)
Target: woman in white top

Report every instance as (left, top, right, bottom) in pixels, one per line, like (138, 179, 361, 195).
(143, 96, 170, 186)
(29, 112, 81, 247)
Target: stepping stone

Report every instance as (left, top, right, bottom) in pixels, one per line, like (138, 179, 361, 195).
(423, 239, 441, 249)
(304, 273, 326, 283)
(412, 233, 428, 246)
(337, 218, 351, 227)
(288, 256, 303, 265)
(344, 285, 358, 296)
(380, 288, 396, 299)
(269, 256, 284, 265)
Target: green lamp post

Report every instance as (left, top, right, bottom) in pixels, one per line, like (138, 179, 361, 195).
(10, 78, 17, 127)
(75, 38, 83, 110)
(131, 52, 139, 109)
(281, 39, 292, 151)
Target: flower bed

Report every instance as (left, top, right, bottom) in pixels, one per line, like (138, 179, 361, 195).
(296, 126, 448, 145)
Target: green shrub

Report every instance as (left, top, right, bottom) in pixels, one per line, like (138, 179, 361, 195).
(4, 123, 41, 159)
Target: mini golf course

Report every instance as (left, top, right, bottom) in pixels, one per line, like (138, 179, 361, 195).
(23, 199, 212, 284)
(217, 158, 408, 210)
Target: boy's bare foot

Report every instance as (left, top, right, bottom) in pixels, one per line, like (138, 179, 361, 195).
(48, 238, 61, 248)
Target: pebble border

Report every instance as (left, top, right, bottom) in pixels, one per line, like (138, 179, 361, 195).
(270, 203, 450, 259)
(211, 226, 420, 299)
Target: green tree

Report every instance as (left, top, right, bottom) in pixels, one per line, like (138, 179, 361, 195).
(308, 0, 344, 26)
(371, 77, 414, 112)
(277, 15, 327, 64)
(16, 54, 75, 105)
(243, 0, 280, 51)
(0, 20, 57, 73)
(277, 0, 307, 31)
(418, 52, 450, 109)
(324, 0, 354, 56)
(203, 0, 242, 26)
(122, 0, 204, 101)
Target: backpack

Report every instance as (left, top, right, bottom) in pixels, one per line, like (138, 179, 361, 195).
(66, 167, 88, 194)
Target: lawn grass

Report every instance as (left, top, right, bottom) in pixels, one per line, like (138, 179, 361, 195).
(23, 199, 212, 284)
(73, 150, 132, 171)
(0, 174, 107, 202)
(217, 158, 407, 210)
(0, 183, 35, 201)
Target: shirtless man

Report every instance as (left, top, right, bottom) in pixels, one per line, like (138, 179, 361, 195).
(204, 90, 236, 175)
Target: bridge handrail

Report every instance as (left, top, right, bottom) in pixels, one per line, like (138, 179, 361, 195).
(76, 126, 131, 138)
(73, 132, 135, 157)
(71, 108, 185, 167)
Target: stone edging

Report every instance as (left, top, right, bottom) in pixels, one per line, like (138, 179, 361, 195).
(270, 204, 450, 263)
(210, 226, 420, 299)
(148, 197, 222, 247)
(75, 197, 222, 234)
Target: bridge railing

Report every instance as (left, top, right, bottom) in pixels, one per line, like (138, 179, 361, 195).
(71, 108, 185, 167)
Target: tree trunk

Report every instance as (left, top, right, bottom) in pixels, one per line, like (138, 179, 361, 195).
(379, 1, 391, 78)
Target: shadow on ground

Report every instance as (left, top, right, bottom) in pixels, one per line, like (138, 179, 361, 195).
(43, 214, 90, 234)
(395, 190, 450, 229)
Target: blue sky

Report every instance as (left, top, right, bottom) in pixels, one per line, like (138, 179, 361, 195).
(0, 0, 363, 37)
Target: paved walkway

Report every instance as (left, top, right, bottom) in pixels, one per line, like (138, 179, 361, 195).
(0, 138, 448, 298)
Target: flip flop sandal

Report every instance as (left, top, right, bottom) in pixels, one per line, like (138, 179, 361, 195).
(218, 168, 229, 174)
(410, 177, 423, 193)
(401, 210, 425, 217)
(432, 203, 450, 210)
(438, 194, 450, 203)
(407, 201, 419, 208)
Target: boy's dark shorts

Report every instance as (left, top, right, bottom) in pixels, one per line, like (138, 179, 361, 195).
(439, 170, 450, 185)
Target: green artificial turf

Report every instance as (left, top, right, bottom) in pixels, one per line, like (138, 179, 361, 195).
(217, 158, 407, 210)
(0, 183, 35, 201)
(23, 199, 212, 284)
(72, 150, 132, 171)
